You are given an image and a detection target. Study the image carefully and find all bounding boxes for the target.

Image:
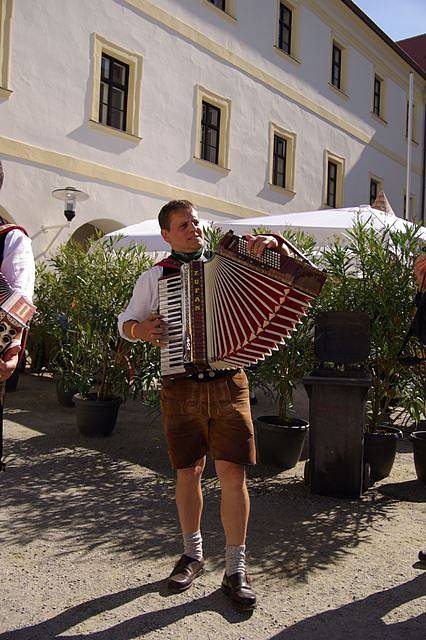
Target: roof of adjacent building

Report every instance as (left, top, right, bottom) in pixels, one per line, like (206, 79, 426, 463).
(397, 34, 426, 73)
(340, 1, 426, 79)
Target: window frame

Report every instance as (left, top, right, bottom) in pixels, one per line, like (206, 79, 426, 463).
(324, 150, 345, 208)
(90, 33, 143, 142)
(405, 100, 418, 143)
(369, 178, 378, 206)
(268, 122, 296, 195)
(331, 43, 342, 90)
(201, 0, 236, 20)
(194, 85, 231, 172)
(201, 100, 221, 165)
(373, 75, 382, 117)
(328, 35, 348, 97)
(371, 71, 387, 124)
(278, 2, 292, 55)
(274, 0, 300, 63)
(99, 53, 130, 133)
(0, 0, 13, 99)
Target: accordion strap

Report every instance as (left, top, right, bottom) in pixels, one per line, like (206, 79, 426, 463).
(155, 255, 182, 275)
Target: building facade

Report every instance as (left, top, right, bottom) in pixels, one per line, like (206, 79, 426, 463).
(0, 0, 424, 259)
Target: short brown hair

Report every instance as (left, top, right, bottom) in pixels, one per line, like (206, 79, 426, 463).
(158, 200, 194, 231)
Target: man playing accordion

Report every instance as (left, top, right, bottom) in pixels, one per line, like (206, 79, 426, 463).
(119, 200, 292, 611)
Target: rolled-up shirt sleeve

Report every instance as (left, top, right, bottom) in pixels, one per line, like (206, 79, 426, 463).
(118, 266, 162, 342)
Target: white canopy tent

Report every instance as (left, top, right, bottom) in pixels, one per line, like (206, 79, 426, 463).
(211, 206, 426, 245)
(102, 219, 170, 252)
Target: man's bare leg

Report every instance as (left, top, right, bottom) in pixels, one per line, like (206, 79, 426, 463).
(168, 456, 206, 592)
(215, 459, 256, 610)
(175, 456, 206, 533)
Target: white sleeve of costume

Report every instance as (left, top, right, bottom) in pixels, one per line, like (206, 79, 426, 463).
(117, 266, 162, 342)
(2, 230, 35, 302)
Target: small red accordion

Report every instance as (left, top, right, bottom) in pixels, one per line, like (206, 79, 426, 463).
(0, 272, 36, 356)
(159, 231, 326, 377)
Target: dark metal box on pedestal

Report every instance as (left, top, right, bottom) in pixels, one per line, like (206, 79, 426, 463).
(303, 312, 372, 498)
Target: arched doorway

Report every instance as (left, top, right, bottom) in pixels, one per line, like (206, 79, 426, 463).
(0, 205, 16, 224)
(69, 218, 123, 248)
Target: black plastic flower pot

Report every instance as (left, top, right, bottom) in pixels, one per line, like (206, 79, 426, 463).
(55, 378, 77, 407)
(73, 393, 121, 437)
(409, 431, 426, 484)
(254, 416, 308, 469)
(5, 367, 19, 393)
(364, 425, 403, 482)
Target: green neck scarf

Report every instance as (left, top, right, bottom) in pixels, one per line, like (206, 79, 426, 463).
(171, 247, 204, 263)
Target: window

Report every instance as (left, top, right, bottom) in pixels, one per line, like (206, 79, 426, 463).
(373, 75, 381, 117)
(208, 0, 225, 9)
(327, 161, 337, 207)
(370, 179, 379, 206)
(202, 0, 236, 19)
(99, 54, 129, 132)
(90, 34, 143, 141)
(194, 85, 231, 171)
(274, 1, 300, 61)
(405, 101, 417, 141)
(329, 37, 348, 95)
(201, 101, 221, 164)
(278, 3, 292, 55)
(0, 0, 13, 99)
(331, 43, 342, 90)
(324, 151, 345, 208)
(269, 123, 296, 193)
(273, 135, 287, 188)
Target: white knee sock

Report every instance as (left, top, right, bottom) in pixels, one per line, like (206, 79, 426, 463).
(183, 530, 203, 561)
(225, 544, 246, 576)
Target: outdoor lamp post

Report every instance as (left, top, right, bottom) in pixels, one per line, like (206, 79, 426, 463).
(51, 186, 89, 222)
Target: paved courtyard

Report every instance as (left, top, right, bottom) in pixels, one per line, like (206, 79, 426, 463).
(0, 373, 425, 639)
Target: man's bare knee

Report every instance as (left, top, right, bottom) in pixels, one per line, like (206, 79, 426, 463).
(215, 460, 246, 489)
(177, 457, 206, 485)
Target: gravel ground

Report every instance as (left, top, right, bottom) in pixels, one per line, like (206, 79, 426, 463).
(0, 373, 425, 640)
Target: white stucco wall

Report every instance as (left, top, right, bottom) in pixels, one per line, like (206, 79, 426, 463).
(0, 0, 424, 258)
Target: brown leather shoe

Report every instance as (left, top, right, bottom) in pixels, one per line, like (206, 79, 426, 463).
(167, 554, 205, 592)
(221, 572, 257, 610)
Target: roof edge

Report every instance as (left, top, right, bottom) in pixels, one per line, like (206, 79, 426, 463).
(340, 0, 426, 80)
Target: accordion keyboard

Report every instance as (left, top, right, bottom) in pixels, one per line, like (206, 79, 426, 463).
(158, 274, 186, 377)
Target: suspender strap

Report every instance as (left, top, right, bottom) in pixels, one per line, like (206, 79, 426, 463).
(155, 255, 182, 276)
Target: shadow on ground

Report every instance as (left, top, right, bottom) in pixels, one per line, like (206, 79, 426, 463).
(1, 375, 400, 583)
(1, 573, 424, 640)
(0, 580, 253, 639)
(270, 573, 426, 639)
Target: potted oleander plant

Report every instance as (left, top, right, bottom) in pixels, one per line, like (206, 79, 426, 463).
(318, 217, 424, 481)
(254, 230, 320, 469)
(46, 235, 157, 435)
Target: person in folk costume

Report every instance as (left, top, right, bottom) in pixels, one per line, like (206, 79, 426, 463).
(0, 160, 35, 469)
(414, 250, 426, 566)
(119, 200, 290, 611)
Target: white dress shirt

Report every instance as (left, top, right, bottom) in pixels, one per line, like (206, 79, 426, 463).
(2, 229, 35, 302)
(1, 229, 35, 350)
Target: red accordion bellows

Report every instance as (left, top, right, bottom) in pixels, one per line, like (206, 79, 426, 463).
(159, 232, 326, 377)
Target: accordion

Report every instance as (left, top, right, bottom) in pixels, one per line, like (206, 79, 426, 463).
(0, 272, 36, 356)
(159, 231, 326, 377)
